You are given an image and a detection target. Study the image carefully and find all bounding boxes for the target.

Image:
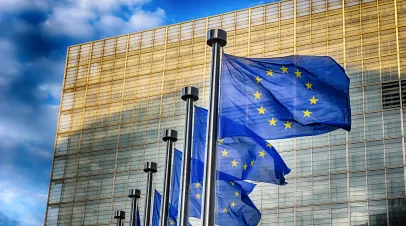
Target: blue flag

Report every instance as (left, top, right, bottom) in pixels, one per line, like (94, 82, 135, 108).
(189, 179, 261, 226)
(154, 151, 190, 226)
(220, 53, 351, 140)
(152, 190, 161, 226)
(137, 209, 141, 226)
(192, 106, 290, 185)
(168, 149, 182, 226)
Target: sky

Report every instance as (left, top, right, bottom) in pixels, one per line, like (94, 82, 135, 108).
(0, 0, 276, 225)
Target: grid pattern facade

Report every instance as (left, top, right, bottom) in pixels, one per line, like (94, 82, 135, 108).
(45, 0, 406, 225)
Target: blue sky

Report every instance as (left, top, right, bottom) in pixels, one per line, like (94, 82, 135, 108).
(0, 0, 273, 225)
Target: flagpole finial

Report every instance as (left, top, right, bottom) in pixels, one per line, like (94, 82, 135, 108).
(114, 210, 125, 219)
(162, 129, 178, 142)
(181, 87, 199, 101)
(128, 189, 141, 198)
(207, 29, 227, 47)
(144, 162, 157, 173)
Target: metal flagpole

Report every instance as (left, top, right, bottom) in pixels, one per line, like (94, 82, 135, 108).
(178, 87, 199, 226)
(128, 188, 141, 226)
(143, 162, 157, 226)
(201, 29, 227, 226)
(160, 129, 178, 226)
(114, 210, 126, 226)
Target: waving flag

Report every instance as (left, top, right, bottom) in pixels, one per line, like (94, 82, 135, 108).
(189, 179, 260, 226)
(152, 190, 161, 226)
(192, 106, 290, 185)
(220, 53, 351, 140)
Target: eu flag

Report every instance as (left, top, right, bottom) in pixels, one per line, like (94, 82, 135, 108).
(220, 53, 351, 140)
(152, 190, 161, 226)
(155, 150, 191, 226)
(189, 179, 261, 226)
(137, 209, 141, 226)
(192, 106, 290, 185)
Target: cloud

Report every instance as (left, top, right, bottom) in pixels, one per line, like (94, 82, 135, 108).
(43, 0, 165, 40)
(44, 7, 97, 39)
(0, 212, 18, 226)
(126, 8, 165, 31)
(74, 0, 152, 12)
(0, 0, 167, 225)
(0, 178, 47, 226)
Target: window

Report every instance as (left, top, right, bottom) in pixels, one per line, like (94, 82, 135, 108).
(296, 177, 313, 206)
(296, 149, 312, 177)
(387, 168, 405, 198)
(331, 173, 348, 202)
(351, 202, 368, 225)
(385, 138, 403, 167)
(350, 172, 367, 201)
(349, 142, 365, 171)
(367, 170, 386, 199)
(384, 109, 402, 138)
(365, 112, 383, 140)
(368, 200, 388, 226)
(366, 140, 384, 169)
(365, 85, 382, 112)
(330, 145, 347, 173)
(382, 81, 400, 109)
(313, 147, 329, 175)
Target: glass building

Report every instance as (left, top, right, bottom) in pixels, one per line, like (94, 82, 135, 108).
(45, 0, 406, 225)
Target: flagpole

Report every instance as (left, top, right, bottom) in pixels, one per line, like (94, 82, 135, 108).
(143, 162, 157, 226)
(201, 29, 227, 226)
(114, 210, 125, 226)
(160, 129, 178, 226)
(178, 87, 199, 226)
(128, 188, 141, 226)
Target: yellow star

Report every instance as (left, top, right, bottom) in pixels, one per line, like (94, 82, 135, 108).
(222, 149, 229, 156)
(266, 69, 273, 76)
(305, 81, 312, 89)
(257, 106, 266, 115)
(255, 76, 262, 84)
(259, 150, 266, 158)
(223, 207, 228, 213)
(231, 201, 236, 208)
(234, 191, 239, 197)
(195, 182, 201, 188)
(303, 109, 312, 117)
(284, 121, 292, 129)
(218, 139, 224, 144)
(231, 159, 238, 167)
(230, 181, 235, 186)
(243, 163, 247, 170)
(295, 69, 302, 78)
(266, 143, 272, 148)
(250, 159, 255, 166)
(170, 220, 175, 225)
(268, 117, 277, 126)
(253, 90, 261, 99)
(309, 96, 318, 104)
(281, 66, 288, 73)
(195, 193, 201, 199)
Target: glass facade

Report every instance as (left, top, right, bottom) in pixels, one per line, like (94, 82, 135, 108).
(45, 0, 406, 225)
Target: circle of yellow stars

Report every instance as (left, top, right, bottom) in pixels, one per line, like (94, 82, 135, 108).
(253, 66, 319, 129)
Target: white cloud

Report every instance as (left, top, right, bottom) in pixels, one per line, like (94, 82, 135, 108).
(0, 178, 47, 226)
(44, 7, 97, 39)
(96, 7, 166, 36)
(38, 83, 62, 101)
(0, 39, 19, 85)
(126, 8, 165, 31)
(73, 0, 152, 12)
(0, 0, 48, 14)
(43, 0, 165, 40)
